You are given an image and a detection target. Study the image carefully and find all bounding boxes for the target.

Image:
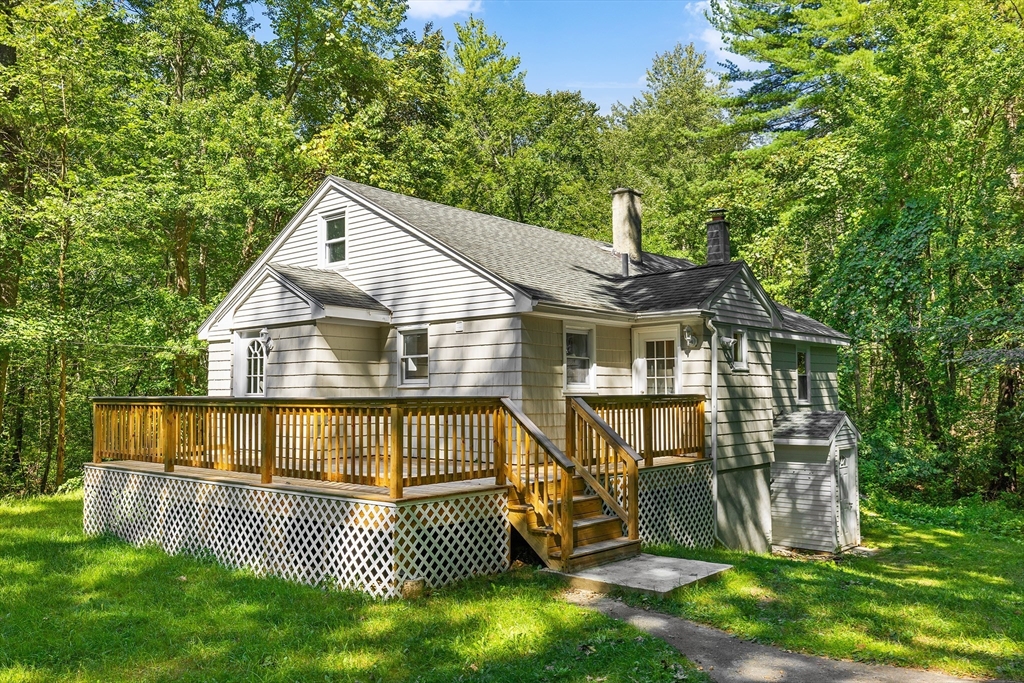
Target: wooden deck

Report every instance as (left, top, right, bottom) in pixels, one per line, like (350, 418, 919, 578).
(93, 460, 506, 503)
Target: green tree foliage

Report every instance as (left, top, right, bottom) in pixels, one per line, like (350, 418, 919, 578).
(713, 0, 1024, 499)
(604, 43, 738, 256)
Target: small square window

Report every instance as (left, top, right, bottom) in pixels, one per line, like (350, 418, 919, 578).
(325, 215, 346, 264)
(401, 329, 428, 385)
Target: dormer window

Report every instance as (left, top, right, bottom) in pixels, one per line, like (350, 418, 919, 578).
(324, 214, 346, 264)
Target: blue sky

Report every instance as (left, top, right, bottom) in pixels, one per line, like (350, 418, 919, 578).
(250, 1, 739, 113)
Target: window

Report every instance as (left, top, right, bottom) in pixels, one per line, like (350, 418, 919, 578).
(797, 348, 810, 403)
(565, 327, 595, 390)
(732, 328, 748, 370)
(246, 339, 267, 395)
(645, 339, 675, 394)
(400, 329, 429, 385)
(324, 214, 346, 264)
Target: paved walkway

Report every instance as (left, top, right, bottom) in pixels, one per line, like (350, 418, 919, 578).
(564, 590, 996, 683)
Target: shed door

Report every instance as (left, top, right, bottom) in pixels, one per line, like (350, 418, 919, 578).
(837, 448, 860, 547)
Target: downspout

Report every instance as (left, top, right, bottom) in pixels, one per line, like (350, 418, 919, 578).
(705, 317, 724, 545)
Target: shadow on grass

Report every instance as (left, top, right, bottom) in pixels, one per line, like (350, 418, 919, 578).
(638, 511, 1024, 681)
(0, 494, 708, 683)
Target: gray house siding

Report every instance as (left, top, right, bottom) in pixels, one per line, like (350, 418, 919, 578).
(772, 342, 839, 415)
(713, 328, 775, 552)
(207, 340, 232, 396)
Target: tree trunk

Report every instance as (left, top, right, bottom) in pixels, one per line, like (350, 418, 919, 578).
(40, 346, 54, 494)
(173, 210, 191, 297)
(11, 374, 24, 469)
(56, 347, 67, 488)
(993, 364, 1021, 493)
(198, 242, 207, 304)
(0, 8, 21, 431)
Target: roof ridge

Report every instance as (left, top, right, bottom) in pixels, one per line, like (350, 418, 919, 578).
(332, 176, 693, 269)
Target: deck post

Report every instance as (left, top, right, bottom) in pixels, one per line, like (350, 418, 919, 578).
(161, 403, 175, 473)
(626, 461, 639, 540)
(642, 402, 654, 467)
(565, 398, 576, 462)
(92, 403, 101, 463)
(390, 405, 404, 499)
(494, 407, 506, 486)
(560, 471, 574, 571)
(261, 406, 275, 484)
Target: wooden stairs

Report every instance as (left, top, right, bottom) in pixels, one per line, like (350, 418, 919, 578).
(508, 473, 640, 572)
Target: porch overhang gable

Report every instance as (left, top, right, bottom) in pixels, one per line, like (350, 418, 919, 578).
(199, 265, 391, 340)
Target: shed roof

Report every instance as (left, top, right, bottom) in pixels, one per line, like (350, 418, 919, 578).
(773, 411, 856, 446)
(269, 263, 390, 313)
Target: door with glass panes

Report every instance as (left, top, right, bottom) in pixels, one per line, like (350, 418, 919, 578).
(633, 329, 679, 395)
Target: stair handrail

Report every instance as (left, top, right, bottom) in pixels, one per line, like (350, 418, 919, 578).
(499, 398, 576, 561)
(567, 397, 641, 540)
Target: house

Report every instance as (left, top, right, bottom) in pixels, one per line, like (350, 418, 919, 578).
(84, 178, 858, 598)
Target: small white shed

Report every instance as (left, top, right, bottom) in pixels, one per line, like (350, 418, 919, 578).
(770, 411, 861, 552)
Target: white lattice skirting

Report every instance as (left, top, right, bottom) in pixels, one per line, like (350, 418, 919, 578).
(637, 460, 714, 548)
(83, 465, 509, 599)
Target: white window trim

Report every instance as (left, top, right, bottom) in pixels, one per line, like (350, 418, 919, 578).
(796, 345, 811, 404)
(233, 330, 267, 397)
(319, 211, 348, 269)
(631, 325, 682, 395)
(732, 327, 749, 371)
(563, 323, 597, 393)
(398, 326, 430, 387)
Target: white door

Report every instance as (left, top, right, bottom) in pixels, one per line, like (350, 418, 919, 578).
(633, 328, 679, 394)
(837, 448, 860, 547)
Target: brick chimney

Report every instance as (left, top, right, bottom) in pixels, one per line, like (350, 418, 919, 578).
(706, 208, 731, 265)
(612, 188, 643, 265)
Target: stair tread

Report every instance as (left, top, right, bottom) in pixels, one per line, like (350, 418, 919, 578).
(572, 514, 620, 529)
(549, 537, 640, 560)
(547, 494, 600, 506)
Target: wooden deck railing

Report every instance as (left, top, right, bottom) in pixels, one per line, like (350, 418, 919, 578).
(582, 394, 705, 466)
(500, 398, 576, 561)
(566, 397, 641, 540)
(93, 397, 508, 498)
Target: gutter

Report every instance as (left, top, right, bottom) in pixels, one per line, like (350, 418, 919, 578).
(705, 316, 723, 546)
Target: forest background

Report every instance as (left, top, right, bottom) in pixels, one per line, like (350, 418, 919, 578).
(1, 0, 1022, 507)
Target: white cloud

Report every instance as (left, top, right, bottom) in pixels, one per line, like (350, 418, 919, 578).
(698, 27, 757, 72)
(406, 0, 482, 20)
(684, 1, 710, 16)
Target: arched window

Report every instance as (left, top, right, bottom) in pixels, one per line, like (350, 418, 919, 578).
(246, 339, 266, 395)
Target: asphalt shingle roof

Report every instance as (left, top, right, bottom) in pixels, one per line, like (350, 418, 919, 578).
(334, 178, 693, 312)
(776, 304, 849, 340)
(774, 411, 848, 443)
(269, 263, 390, 313)
(329, 178, 849, 341)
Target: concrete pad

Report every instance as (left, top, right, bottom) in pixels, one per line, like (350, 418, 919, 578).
(543, 553, 732, 598)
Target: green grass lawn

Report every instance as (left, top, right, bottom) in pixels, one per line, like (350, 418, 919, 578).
(638, 503, 1024, 681)
(0, 492, 710, 683)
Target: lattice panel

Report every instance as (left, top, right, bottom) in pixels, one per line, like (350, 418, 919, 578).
(395, 492, 509, 588)
(84, 466, 511, 599)
(636, 460, 714, 548)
